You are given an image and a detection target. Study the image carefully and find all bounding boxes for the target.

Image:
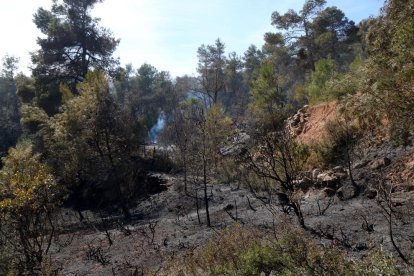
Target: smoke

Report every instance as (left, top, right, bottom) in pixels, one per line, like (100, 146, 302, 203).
(148, 112, 166, 143)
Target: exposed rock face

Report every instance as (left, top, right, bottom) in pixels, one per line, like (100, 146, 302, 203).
(220, 131, 250, 156)
(317, 171, 338, 186)
(287, 105, 309, 137)
(316, 168, 347, 188)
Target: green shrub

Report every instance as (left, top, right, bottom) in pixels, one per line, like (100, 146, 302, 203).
(354, 247, 400, 275)
(162, 224, 404, 276)
(215, 157, 240, 184)
(305, 119, 361, 168)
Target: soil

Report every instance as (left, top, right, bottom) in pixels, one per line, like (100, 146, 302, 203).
(48, 171, 414, 275)
(296, 101, 339, 145)
(46, 101, 414, 275)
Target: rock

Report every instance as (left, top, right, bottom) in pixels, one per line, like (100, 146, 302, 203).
(312, 169, 321, 181)
(370, 157, 391, 170)
(293, 177, 312, 191)
(335, 172, 348, 180)
(317, 171, 341, 188)
(300, 116, 307, 123)
(300, 171, 313, 180)
(337, 184, 358, 200)
(286, 106, 310, 137)
(317, 172, 335, 182)
(298, 105, 309, 113)
(320, 187, 336, 197)
(332, 166, 346, 174)
(364, 188, 377, 199)
(294, 125, 303, 135)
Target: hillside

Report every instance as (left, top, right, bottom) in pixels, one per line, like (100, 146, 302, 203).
(288, 100, 414, 190)
(1, 0, 414, 274)
(34, 101, 413, 275)
(288, 101, 339, 145)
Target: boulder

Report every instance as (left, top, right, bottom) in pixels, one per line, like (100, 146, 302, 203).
(317, 171, 336, 182)
(335, 172, 348, 180)
(317, 170, 342, 188)
(298, 105, 309, 113)
(337, 184, 358, 200)
(312, 168, 321, 181)
(332, 166, 346, 174)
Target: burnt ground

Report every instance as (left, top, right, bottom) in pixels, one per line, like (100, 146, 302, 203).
(47, 170, 414, 275)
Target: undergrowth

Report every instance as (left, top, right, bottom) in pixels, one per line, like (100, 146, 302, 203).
(161, 224, 405, 276)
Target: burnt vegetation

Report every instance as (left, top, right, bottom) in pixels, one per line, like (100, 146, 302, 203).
(1, 0, 414, 274)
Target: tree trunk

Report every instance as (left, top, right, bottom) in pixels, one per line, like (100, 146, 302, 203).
(203, 157, 211, 227)
(202, 132, 211, 227)
(292, 201, 306, 229)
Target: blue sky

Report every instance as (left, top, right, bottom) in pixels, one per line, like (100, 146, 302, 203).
(0, 0, 383, 77)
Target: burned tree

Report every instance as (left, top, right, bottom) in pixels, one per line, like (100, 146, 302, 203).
(246, 130, 309, 228)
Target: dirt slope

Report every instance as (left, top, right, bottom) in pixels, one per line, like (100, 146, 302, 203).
(291, 101, 340, 145)
(291, 100, 414, 190)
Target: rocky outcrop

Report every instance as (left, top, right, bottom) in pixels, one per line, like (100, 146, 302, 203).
(220, 131, 250, 156)
(315, 167, 347, 188)
(287, 105, 309, 137)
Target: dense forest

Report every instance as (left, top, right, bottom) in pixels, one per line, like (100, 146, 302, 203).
(1, 0, 414, 274)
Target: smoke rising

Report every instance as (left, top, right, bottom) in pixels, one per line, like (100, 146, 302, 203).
(148, 112, 166, 143)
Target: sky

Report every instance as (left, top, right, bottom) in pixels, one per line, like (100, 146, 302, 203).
(0, 0, 383, 78)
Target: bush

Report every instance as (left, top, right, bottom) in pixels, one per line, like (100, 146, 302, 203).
(0, 140, 64, 274)
(304, 119, 361, 169)
(215, 157, 241, 184)
(161, 224, 403, 275)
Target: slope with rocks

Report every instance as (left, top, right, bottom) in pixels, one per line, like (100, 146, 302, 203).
(42, 101, 414, 274)
(288, 100, 414, 193)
